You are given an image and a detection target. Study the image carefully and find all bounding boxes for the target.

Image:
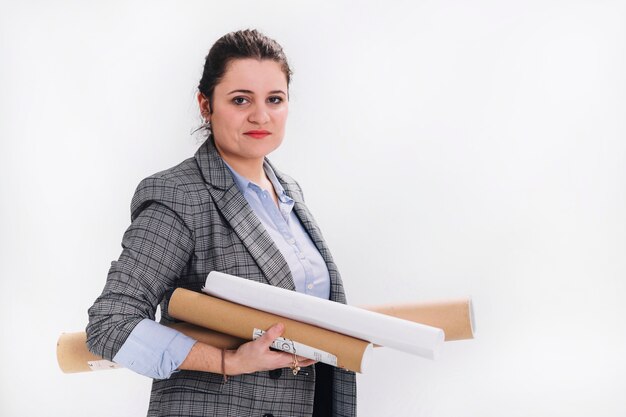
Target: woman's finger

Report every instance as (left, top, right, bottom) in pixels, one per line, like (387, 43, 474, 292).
(296, 358, 317, 368)
(295, 355, 316, 364)
(256, 323, 285, 349)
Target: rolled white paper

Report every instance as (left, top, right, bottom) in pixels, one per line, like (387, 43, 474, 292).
(203, 271, 445, 359)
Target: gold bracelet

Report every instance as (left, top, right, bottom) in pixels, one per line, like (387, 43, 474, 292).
(221, 349, 228, 383)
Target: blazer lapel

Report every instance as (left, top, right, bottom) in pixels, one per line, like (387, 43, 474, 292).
(194, 139, 295, 291)
(272, 166, 348, 305)
(292, 202, 347, 304)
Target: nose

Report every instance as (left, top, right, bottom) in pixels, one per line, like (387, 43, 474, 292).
(247, 103, 270, 125)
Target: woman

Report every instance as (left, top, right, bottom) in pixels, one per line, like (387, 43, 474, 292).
(86, 29, 356, 417)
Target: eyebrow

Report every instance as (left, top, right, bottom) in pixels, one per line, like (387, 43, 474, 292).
(227, 89, 287, 95)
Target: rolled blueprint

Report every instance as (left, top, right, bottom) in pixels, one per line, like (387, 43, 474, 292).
(168, 288, 373, 373)
(203, 271, 445, 359)
(56, 323, 246, 373)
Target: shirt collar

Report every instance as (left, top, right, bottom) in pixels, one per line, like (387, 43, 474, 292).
(223, 159, 294, 205)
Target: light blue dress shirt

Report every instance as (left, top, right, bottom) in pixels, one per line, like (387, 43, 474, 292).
(225, 160, 331, 299)
(113, 161, 331, 379)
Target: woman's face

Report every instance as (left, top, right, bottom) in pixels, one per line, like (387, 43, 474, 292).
(201, 58, 289, 166)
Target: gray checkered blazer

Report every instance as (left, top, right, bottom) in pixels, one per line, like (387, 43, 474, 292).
(86, 138, 357, 417)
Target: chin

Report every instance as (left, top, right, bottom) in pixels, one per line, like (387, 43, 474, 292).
(251, 139, 283, 157)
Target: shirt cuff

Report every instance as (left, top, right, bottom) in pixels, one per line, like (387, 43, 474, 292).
(113, 318, 197, 379)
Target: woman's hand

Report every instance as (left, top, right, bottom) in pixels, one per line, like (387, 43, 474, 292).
(226, 323, 317, 375)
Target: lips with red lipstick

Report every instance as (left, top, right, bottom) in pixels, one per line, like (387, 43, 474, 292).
(244, 130, 271, 139)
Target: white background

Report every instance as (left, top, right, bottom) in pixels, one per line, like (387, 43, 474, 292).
(1, 1, 625, 416)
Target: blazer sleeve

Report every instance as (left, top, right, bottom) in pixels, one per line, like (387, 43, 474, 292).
(86, 176, 196, 360)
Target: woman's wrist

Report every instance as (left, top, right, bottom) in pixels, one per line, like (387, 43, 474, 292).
(224, 349, 240, 376)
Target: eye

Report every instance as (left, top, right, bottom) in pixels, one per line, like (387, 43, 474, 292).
(268, 96, 284, 105)
(232, 97, 249, 105)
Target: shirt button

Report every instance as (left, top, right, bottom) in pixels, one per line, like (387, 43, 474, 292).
(298, 253, 305, 260)
(307, 284, 313, 290)
(288, 238, 296, 244)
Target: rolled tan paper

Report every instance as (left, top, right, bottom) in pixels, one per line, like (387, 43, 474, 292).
(169, 288, 373, 373)
(58, 296, 474, 373)
(56, 322, 246, 374)
(363, 298, 475, 341)
(56, 331, 114, 373)
(168, 322, 247, 347)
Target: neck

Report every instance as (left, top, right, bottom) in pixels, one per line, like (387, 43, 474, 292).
(219, 153, 266, 185)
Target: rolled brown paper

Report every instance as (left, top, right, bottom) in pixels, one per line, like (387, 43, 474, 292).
(168, 322, 247, 348)
(58, 296, 474, 373)
(363, 298, 475, 341)
(56, 331, 113, 373)
(56, 322, 246, 374)
(168, 288, 372, 373)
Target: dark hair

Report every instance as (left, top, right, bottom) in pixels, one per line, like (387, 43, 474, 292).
(198, 29, 292, 110)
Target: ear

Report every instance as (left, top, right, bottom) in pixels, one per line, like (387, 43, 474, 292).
(197, 93, 211, 120)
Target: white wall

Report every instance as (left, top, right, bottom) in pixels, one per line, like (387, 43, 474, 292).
(1, 1, 625, 416)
